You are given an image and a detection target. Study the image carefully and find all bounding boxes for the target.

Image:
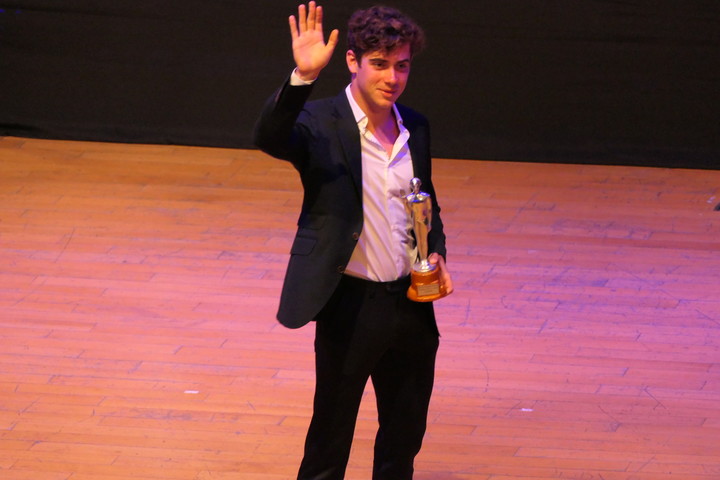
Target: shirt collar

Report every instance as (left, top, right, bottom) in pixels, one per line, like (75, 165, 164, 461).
(344, 85, 404, 132)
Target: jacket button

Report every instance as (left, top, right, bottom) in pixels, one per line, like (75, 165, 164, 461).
(352, 232, 360, 240)
(337, 266, 345, 273)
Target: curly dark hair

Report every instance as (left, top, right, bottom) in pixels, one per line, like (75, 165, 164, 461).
(347, 6, 425, 59)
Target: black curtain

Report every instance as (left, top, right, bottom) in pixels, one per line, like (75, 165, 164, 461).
(1, 1, 718, 168)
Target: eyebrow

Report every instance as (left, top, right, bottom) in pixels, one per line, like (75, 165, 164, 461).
(367, 56, 412, 64)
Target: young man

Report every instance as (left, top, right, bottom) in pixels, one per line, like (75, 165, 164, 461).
(254, 3, 453, 479)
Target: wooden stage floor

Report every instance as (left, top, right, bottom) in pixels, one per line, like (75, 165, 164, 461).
(1, 136, 719, 479)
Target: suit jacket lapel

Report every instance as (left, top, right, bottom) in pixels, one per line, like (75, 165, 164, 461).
(333, 92, 363, 203)
(402, 106, 427, 183)
(408, 131, 421, 179)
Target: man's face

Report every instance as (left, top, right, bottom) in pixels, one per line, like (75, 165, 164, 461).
(347, 43, 412, 115)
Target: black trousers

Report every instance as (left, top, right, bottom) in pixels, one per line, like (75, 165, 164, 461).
(297, 274, 440, 480)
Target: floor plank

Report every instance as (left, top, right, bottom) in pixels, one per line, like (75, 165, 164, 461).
(1, 136, 719, 479)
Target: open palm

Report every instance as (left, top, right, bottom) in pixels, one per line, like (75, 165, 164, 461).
(289, 2, 339, 81)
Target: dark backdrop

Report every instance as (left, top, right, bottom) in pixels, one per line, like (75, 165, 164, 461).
(1, 1, 718, 168)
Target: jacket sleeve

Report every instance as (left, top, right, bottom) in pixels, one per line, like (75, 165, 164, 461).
(427, 176, 447, 262)
(253, 79, 314, 166)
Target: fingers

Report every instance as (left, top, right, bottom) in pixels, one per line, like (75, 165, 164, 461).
(308, 2, 316, 31)
(288, 3, 308, 41)
(428, 252, 442, 265)
(429, 253, 454, 296)
(441, 267, 454, 295)
(327, 27, 339, 50)
(311, 3, 321, 32)
(288, 15, 298, 40)
(299, 3, 308, 33)
(291, 2, 318, 34)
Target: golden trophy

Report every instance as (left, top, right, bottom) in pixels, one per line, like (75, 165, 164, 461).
(405, 178, 448, 302)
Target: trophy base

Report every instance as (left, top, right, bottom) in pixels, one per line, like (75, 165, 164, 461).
(407, 266, 447, 302)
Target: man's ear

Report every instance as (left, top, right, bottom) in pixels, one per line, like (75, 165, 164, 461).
(346, 49, 359, 74)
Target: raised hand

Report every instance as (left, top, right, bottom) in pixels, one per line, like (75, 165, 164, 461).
(289, 1, 339, 82)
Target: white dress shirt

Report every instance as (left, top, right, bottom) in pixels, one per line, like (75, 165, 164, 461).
(342, 85, 417, 282)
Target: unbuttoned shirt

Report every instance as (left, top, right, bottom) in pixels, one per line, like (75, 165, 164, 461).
(341, 85, 417, 282)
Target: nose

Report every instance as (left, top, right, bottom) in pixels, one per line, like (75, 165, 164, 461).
(385, 67, 398, 84)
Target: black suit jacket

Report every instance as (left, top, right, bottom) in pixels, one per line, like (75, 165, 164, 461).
(254, 79, 447, 329)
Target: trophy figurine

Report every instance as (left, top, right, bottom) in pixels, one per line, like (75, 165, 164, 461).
(405, 178, 448, 302)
